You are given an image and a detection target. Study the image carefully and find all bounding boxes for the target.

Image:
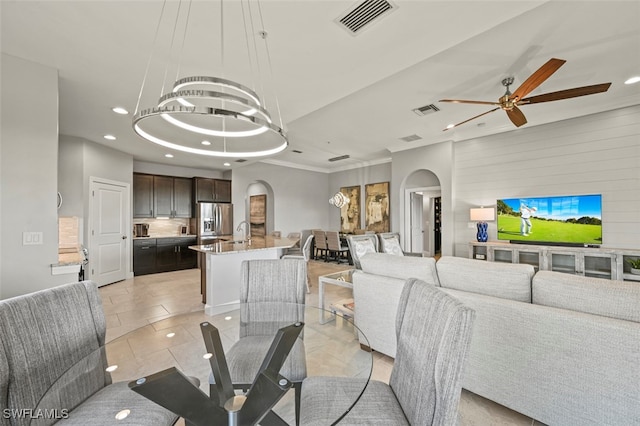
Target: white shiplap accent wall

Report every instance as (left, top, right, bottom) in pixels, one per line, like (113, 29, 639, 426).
(453, 105, 640, 255)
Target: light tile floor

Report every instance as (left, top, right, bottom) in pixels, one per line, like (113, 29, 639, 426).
(99, 261, 544, 425)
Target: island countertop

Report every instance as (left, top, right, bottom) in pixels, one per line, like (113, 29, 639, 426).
(189, 236, 298, 255)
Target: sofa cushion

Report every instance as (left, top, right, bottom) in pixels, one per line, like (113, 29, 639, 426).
(360, 253, 440, 285)
(532, 270, 640, 323)
(436, 256, 534, 302)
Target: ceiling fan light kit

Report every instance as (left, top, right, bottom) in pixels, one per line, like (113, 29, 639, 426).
(132, 0, 288, 158)
(440, 57, 612, 131)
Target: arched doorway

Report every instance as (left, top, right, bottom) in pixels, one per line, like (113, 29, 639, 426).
(402, 170, 441, 257)
(245, 180, 275, 237)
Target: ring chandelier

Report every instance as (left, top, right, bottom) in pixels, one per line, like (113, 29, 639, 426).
(133, 0, 288, 158)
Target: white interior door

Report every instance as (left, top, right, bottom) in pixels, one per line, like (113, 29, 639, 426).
(410, 192, 424, 254)
(90, 178, 129, 286)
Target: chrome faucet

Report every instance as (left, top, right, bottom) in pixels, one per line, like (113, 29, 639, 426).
(237, 220, 251, 242)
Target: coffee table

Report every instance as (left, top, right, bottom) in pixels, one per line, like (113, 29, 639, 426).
(318, 269, 356, 324)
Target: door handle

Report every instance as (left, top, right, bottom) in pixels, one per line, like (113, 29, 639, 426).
(122, 235, 127, 239)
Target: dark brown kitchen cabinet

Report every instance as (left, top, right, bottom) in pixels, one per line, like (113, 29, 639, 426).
(133, 237, 197, 276)
(153, 176, 193, 218)
(193, 178, 231, 203)
(173, 178, 193, 217)
(134, 173, 193, 218)
(133, 174, 154, 218)
(155, 237, 197, 273)
(133, 238, 157, 276)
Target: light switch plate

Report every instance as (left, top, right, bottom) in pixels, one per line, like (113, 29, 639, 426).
(23, 231, 43, 245)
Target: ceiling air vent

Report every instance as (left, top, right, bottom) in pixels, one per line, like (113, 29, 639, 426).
(235, 159, 247, 163)
(400, 134, 422, 143)
(412, 104, 440, 116)
(328, 154, 350, 162)
(337, 0, 396, 35)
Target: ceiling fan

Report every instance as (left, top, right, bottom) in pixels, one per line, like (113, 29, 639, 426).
(440, 58, 611, 131)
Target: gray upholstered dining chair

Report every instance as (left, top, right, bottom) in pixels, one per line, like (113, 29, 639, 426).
(283, 232, 303, 256)
(346, 233, 379, 269)
(325, 231, 349, 263)
(0, 281, 178, 426)
(282, 234, 314, 293)
(300, 278, 476, 426)
(209, 258, 308, 424)
(312, 229, 328, 261)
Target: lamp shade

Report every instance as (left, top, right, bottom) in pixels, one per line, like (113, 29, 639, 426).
(470, 207, 495, 222)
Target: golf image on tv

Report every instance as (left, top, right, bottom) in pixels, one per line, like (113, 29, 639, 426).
(497, 194, 602, 245)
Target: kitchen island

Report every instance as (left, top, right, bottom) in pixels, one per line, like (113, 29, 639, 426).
(189, 236, 298, 313)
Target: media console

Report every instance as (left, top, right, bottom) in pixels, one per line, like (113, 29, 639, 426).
(469, 241, 640, 282)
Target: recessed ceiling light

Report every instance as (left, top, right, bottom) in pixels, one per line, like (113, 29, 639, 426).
(223, 162, 231, 167)
(624, 76, 640, 85)
(165, 153, 174, 158)
(112, 107, 129, 115)
(104, 134, 116, 140)
(201, 140, 211, 146)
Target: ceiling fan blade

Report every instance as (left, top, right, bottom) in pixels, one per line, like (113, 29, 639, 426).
(519, 83, 612, 105)
(442, 107, 500, 131)
(439, 99, 500, 106)
(506, 106, 527, 127)
(510, 58, 566, 101)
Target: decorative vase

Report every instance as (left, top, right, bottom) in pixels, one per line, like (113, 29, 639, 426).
(476, 222, 488, 243)
(631, 267, 640, 275)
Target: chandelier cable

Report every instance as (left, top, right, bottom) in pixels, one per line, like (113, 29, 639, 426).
(134, 0, 168, 115)
(257, 0, 284, 130)
(161, 0, 185, 99)
(240, 0, 256, 92)
(175, 0, 193, 82)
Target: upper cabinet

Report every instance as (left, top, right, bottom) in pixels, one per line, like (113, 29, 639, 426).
(133, 173, 194, 218)
(133, 174, 154, 217)
(194, 178, 231, 203)
(153, 176, 193, 218)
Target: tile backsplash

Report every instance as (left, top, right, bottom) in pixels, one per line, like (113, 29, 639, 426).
(58, 216, 80, 253)
(133, 218, 191, 236)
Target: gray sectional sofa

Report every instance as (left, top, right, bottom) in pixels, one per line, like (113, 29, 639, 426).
(0, 281, 178, 426)
(352, 253, 640, 426)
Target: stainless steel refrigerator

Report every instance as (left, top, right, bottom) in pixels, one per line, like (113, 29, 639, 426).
(195, 202, 233, 245)
(193, 202, 233, 303)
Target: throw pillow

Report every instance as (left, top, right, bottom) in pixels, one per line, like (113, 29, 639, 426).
(353, 238, 376, 259)
(382, 235, 404, 256)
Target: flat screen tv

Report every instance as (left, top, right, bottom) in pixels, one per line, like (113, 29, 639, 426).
(496, 194, 602, 246)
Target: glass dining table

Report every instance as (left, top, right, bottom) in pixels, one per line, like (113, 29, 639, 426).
(31, 303, 372, 426)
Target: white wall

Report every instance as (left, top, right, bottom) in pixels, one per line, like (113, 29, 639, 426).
(0, 54, 68, 299)
(58, 137, 84, 217)
(59, 136, 134, 249)
(232, 162, 329, 237)
(452, 105, 640, 255)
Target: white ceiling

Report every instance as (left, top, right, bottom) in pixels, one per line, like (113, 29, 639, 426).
(2, 1, 639, 172)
